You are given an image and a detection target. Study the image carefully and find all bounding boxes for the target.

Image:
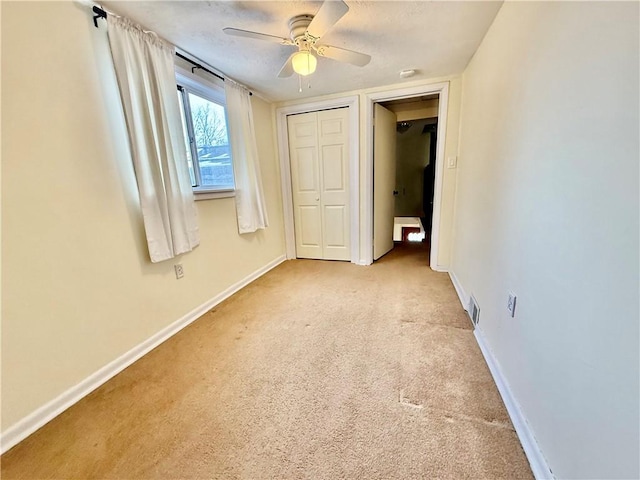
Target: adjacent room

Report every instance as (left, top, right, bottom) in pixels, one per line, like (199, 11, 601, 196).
(385, 96, 439, 252)
(1, 1, 638, 479)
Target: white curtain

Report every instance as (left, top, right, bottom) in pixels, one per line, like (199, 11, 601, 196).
(225, 80, 269, 234)
(107, 16, 199, 262)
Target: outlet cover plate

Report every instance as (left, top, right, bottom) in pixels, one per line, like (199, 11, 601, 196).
(174, 264, 184, 279)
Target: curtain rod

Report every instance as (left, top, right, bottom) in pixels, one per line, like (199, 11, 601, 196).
(91, 6, 252, 95)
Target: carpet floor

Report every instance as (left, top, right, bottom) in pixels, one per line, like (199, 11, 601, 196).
(1, 243, 533, 479)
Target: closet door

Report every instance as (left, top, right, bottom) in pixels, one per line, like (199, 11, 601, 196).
(288, 112, 322, 259)
(287, 108, 350, 260)
(317, 108, 350, 261)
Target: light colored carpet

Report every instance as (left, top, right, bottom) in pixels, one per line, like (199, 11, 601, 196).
(1, 243, 533, 479)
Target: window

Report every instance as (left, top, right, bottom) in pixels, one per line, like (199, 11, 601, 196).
(176, 71, 234, 196)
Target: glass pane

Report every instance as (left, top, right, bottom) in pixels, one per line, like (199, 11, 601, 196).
(177, 90, 196, 187)
(187, 92, 234, 190)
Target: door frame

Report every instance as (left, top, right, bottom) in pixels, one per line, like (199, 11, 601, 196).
(363, 82, 449, 270)
(276, 96, 360, 263)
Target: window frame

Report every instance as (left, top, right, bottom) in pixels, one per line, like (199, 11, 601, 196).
(175, 67, 235, 200)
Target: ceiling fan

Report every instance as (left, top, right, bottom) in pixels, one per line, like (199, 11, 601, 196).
(223, 0, 371, 78)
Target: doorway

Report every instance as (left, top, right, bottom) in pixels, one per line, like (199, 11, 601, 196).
(387, 112, 438, 242)
(364, 82, 450, 270)
(372, 95, 440, 261)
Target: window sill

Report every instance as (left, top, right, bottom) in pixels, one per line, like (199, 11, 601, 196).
(194, 189, 235, 201)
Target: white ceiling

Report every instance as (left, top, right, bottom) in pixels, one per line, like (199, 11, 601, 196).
(101, 1, 503, 102)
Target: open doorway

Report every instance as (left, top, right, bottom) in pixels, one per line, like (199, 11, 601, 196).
(373, 94, 439, 263)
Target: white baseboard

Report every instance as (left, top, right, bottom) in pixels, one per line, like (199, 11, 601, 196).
(0, 255, 287, 454)
(474, 328, 554, 480)
(448, 270, 467, 309)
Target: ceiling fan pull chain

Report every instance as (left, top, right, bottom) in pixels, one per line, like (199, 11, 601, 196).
(298, 74, 302, 93)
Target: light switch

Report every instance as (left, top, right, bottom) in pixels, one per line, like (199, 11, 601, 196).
(447, 156, 458, 169)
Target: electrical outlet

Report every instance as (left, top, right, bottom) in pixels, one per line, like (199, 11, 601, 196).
(507, 292, 517, 317)
(174, 264, 184, 279)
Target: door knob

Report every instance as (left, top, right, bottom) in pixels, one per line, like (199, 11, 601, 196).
(315, 197, 320, 201)
(393, 190, 399, 196)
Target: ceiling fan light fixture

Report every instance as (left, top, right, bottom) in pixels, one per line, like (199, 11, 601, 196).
(292, 51, 317, 76)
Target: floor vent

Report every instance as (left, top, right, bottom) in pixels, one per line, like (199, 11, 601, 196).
(468, 295, 480, 326)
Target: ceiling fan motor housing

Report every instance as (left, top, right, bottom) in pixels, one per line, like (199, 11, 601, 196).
(288, 15, 315, 44)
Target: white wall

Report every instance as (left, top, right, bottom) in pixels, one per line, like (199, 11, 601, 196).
(1, 1, 285, 431)
(451, 2, 639, 478)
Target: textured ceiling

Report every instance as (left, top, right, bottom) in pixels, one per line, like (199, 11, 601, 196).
(101, 1, 503, 102)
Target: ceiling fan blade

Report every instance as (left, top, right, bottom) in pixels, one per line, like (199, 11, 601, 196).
(278, 54, 296, 78)
(315, 44, 371, 67)
(306, 0, 349, 39)
(223, 27, 293, 45)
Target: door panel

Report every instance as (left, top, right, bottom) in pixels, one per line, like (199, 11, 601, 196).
(318, 108, 350, 261)
(288, 113, 322, 259)
(373, 104, 397, 260)
(321, 145, 345, 191)
(320, 117, 343, 135)
(299, 206, 322, 247)
(294, 122, 316, 138)
(288, 108, 350, 261)
(324, 205, 346, 247)
(296, 147, 318, 191)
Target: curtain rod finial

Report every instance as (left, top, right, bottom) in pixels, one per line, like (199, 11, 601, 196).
(92, 5, 107, 28)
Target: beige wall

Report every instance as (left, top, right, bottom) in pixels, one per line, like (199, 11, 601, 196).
(451, 2, 639, 478)
(1, 1, 285, 430)
(277, 76, 462, 268)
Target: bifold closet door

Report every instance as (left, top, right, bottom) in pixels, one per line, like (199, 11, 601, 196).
(287, 108, 350, 261)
